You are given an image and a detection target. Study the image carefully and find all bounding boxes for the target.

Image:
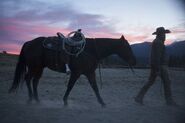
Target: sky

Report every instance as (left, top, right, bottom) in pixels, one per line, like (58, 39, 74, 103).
(0, 0, 185, 54)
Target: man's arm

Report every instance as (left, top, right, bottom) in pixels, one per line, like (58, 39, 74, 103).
(152, 42, 163, 71)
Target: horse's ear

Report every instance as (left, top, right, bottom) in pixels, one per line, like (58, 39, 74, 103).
(120, 35, 126, 40)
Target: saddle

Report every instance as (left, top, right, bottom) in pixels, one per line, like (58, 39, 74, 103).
(43, 30, 86, 56)
(43, 36, 63, 51)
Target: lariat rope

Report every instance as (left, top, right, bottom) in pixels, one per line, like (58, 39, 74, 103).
(57, 31, 86, 57)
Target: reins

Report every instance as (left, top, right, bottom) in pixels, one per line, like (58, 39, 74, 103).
(128, 64, 143, 78)
(98, 63, 103, 89)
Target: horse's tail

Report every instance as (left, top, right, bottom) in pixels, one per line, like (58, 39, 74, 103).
(9, 43, 27, 93)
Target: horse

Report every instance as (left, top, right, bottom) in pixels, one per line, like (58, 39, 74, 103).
(9, 35, 136, 107)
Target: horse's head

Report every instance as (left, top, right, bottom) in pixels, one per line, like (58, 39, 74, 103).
(115, 35, 136, 66)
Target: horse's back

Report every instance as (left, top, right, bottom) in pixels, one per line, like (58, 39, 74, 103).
(23, 36, 67, 72)
(22, 37, 46, 67)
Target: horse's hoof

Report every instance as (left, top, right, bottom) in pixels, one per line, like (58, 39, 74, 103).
(63, 101, 68, 106)
(101, 103, 106, 108)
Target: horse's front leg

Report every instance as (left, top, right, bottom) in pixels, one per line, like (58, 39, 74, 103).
(85, 72, 106, 107)
(63, 72, 80, 106)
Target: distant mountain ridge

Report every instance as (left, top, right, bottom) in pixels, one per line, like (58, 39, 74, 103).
(131, 40, 185, 65)
(166, 41, 185, 56)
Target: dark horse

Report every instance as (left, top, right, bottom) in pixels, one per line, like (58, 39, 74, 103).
(9, 35, 136, 107)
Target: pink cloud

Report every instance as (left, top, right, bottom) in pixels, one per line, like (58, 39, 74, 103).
(0, 18, 71, 40)
(172, 29, 185, 34)
(165, 40, 173, 45)
(124, 34, 150, 44)
(0, 18, 72, 54)
(0, 43, 21, 54)
(86, 31, 121, 38)
(1, 16, 185, 54)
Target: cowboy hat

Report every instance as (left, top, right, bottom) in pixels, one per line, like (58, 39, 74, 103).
(152, 27, 171, 35)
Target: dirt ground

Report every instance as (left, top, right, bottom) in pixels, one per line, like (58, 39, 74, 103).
(0, 64, 185, 123)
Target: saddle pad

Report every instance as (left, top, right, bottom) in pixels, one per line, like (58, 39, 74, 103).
(43, 36, 63, 51)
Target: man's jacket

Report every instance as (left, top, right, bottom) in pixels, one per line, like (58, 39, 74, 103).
(150, 38, 168, 68)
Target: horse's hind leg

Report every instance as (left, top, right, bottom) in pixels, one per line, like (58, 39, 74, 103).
(32, 68, 43, 102)
(32, 78, 40, 102)
(25, 71, 33, 103)
(85, 72, 106, 107)
(63, 72, 80, 106)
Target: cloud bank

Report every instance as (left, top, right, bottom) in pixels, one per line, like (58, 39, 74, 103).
(0, 0, 184, 54)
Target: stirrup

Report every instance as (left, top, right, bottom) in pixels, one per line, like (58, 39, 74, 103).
(66, 70, 71, 75)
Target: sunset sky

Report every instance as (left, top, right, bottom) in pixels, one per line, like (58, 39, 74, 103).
(0, 0, 185, 54)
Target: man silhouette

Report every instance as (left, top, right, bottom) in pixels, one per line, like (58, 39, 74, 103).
(135, 27, 177, 106)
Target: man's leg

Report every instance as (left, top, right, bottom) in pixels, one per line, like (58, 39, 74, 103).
(135, 68, 157, 104)
(160, 66, 177, 105)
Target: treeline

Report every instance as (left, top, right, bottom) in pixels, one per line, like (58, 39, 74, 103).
(101, 55, 185, 68)
(169, 55, 185, 68)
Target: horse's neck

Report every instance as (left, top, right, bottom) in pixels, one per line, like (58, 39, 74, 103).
(92, 38, 118, 60)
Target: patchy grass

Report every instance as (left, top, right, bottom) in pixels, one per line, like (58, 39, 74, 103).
(0, 53, 18, 66)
